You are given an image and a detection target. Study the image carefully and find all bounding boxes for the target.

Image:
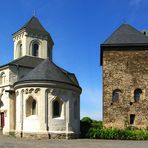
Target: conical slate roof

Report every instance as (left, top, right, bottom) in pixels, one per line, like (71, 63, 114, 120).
(13, 16, 54, 44)
(103, 24, 148, 45)
(23, 16, 48, 34)
(18, 58, 79, 86)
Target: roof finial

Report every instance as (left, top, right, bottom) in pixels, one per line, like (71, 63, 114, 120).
(33, 10, 36, 17)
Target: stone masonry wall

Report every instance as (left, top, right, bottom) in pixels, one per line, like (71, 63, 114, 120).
(103, 48, 148, 129)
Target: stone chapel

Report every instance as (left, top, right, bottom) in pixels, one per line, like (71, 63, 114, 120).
(101, 24, 148, 129)
(0, 16, 82, 139)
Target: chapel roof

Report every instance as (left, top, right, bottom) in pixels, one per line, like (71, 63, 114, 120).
(13, 16, 54, 45)
(17, 58, 80, 87)
(9, 56, 44, 68)
(0, 56, 44, 69)
(102, 23, 148, 46)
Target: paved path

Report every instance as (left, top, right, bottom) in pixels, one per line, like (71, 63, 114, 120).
(0, 134, 148, 148)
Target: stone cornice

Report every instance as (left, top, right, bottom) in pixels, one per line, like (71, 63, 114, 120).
(14, 81, 82, 94)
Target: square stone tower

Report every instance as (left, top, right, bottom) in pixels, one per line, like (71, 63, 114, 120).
(101, 24, 148, 129)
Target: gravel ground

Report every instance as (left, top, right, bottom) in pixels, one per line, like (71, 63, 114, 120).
(0, 134, 148, 148)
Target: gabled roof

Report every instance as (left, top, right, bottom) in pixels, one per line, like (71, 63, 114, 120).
(13, 16, 54, 44)
(17, 58, 80, 87)
(102, 24, 148, 46)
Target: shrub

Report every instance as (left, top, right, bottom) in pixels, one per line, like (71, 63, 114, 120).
(87, 128, 148, 140)
(80, 117, 93, 138)
(80, 117, 148, 140)
(91, 120, 103, 129)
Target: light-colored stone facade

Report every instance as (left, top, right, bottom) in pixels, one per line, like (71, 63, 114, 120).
(0, 16, 81, 139)
(14, 83, 80, 139)
(103, 47, 148, 129)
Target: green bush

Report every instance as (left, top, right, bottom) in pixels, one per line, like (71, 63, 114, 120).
(80, 117, 93, 138)
(80, 117, 148, 140)
(87, 128, 148, 140)
(91, 120, 103, 129)
(80, 117, 103, 138)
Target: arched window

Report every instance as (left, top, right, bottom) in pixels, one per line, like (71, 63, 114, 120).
(134, 89, 142, 102)
(16, 41, 22, 58)
(53, 100, 60, 117)
(0, 73, 6, 85)
(32, 43, 39, 56)
(112, 89, 122, 102)
(26, 96, 37, 117)
(32, 100, 36, 115)
(19, 44, 22, 57)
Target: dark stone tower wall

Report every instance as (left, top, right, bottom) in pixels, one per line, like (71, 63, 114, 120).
(103, 47, 148, 129)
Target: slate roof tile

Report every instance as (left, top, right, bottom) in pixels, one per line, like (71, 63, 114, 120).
(18, 58, 80, 87)
(103, 24, 148, 45)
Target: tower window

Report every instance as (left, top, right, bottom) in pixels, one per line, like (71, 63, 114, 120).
(130, 114, 135, 125)
(16, 41, 22, 58)
(19, 44, 22, 57)
(32, 43, 39, 56)
(0, 73, 6, 85)
(112, 89, 122, 102)
(134, 89, 142, 102)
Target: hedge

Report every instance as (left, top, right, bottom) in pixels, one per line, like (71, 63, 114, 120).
(80, 117, 148, 140)
(87, 128, 148, 140)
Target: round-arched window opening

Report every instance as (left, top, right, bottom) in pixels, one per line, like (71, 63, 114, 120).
(26, 96, 37, 117)
(16, 42, 22, 58)
(19, 44, 22, 57)
(32, 43, 39, 57)
(32, 100, 36, 115)
(134, 89, 142, 102)
(112, 89, 122, 102)
(0, 72, 6, 85)
(53, 100, 60, 117)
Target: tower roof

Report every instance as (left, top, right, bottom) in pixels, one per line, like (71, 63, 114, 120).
(100, 23, 148, 65)
(13, 16, 54, 44)
(102, 23, 148, 45)
(16, 58, 80, 87)
(22, 16, 48, 33)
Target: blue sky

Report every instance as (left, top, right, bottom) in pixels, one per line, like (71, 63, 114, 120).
(0, 0, 148, 120)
